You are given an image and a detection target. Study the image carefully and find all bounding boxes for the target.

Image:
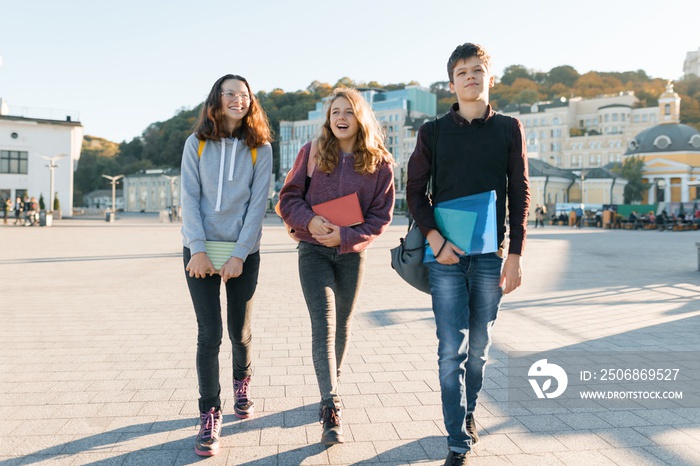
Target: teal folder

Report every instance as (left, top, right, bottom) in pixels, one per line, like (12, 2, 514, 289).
(424, 190, 498, 262)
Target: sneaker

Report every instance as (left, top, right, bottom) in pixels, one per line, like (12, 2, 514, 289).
(444, 450, 469, 466)
(194, 407, 222, 457)
(466, 413, 479, 445)
(319, 405, 345, 445)
(233, 376, 255, 419)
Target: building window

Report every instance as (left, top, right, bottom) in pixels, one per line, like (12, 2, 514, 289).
(0, 150, 29, 174)
(665, 104, 671, 115)
(612, 113, 618, 121)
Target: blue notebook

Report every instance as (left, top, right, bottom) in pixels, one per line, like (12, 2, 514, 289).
(424, 190, 498, 262)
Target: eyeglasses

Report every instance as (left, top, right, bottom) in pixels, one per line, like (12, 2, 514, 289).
(221, 91, 251, 101)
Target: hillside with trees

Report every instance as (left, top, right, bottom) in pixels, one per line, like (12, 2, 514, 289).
(74, 69, 700, 206)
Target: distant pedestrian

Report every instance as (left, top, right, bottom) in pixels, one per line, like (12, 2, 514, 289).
(180, 74, 272, 457)
(534, 204, 546, 228)
(3, 197, 11, 224)
(279, 87, 395, 446)
(575, 205, 584, 228)
(13, 196, 23, 225)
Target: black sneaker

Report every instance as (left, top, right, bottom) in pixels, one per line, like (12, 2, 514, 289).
(194, 407, 222, 456)
(319, 406, 345, 445)
(233, 376, 255, 419)
(444, 450, 469, 466)
(466, 413, 479, 445)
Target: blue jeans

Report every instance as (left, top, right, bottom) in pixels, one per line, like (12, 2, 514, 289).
(427, 252, 503, 452)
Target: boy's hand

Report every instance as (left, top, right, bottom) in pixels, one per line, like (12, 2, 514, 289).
(427, 230, 464, 265)
(500, 254, 522, 294)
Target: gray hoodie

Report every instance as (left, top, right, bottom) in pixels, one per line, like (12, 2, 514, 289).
(180, 133, 272, 262)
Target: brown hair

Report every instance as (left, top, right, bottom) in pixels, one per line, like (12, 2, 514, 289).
(447, 43, 491, 83)
(316, 87, 393, 175)
(194, 74, 272, 148)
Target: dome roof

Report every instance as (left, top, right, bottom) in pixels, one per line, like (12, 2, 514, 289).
(625, 123, 700, 155)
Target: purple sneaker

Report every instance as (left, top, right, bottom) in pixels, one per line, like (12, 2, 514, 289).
(233, 376, 255, 419)
(195, 407, 222, 456)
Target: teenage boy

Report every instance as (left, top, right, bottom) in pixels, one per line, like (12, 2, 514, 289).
(406, 42, 530, 466)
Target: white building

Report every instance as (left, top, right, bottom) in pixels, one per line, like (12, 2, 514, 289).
(0, 98, 83, 217)
(122, 169, 180, 213)
(502, 92, 660, 173)
(684, 47, 700, 76)
(83, 189, 125, 211)
(278, 86, 437, 195)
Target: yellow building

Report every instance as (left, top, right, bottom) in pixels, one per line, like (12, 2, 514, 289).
(624, 82, 700, 203)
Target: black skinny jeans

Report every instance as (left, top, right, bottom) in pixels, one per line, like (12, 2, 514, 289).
(298, 241, 365, 409)
(183, 247, 260, 413)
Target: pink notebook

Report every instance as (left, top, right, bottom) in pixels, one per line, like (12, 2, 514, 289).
(311, 193, 364, 227)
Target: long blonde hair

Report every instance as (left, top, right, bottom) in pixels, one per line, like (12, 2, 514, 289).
(316, 87, 393, 175)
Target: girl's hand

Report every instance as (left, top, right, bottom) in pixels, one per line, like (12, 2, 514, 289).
(313, 223, 341, 247)
(220, 257, 244, 283)
(186, 252, 216, 278)
(308, 215, 332, 236)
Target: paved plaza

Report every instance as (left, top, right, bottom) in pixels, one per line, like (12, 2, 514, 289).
(1, 215, 699, 465)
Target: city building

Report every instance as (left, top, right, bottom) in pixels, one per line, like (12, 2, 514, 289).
(278, 86, 437, 197)
(624, 82, 700, 203)
(0, 98, 83, 217)
(502, 92, 660, 208)
(684, 47, 700, 76)
(502, 92, 659, 170)
(122, 168, 180, 213)
(83, 188, 124, 211)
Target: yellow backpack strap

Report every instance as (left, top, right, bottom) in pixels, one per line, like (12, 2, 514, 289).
(200, 138, 257, 165)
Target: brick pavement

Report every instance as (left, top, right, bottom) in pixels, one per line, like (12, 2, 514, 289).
(0, 215, 699, 465)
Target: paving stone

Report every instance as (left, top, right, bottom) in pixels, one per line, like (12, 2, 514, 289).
(2, 219, 700, 465)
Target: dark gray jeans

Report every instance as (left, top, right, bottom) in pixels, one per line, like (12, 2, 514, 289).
(298, 241, 365, 408)
(183, 247, 260, 413)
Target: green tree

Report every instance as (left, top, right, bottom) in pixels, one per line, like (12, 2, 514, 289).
(615, 156, 649, 203)
(546, 65, 580, 88)
(500, 65, 532, 85)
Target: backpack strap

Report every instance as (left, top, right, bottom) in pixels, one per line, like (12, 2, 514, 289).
(197, 138, 257, 166)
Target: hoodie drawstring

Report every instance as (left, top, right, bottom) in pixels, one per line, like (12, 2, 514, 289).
(214, 138, 238, 212)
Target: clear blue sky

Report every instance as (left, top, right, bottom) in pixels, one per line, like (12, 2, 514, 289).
(1, 0, 698, 143)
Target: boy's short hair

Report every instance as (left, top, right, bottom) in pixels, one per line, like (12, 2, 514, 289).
(447, 43, 491, 83)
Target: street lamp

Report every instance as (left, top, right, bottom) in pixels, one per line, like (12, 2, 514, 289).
(161, 174, 177, 221)
(101, 174, 124, 220)
(41, 154, 66, 213)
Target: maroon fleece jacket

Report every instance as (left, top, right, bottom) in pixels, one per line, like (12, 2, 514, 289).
(279, 142, 395, 254)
